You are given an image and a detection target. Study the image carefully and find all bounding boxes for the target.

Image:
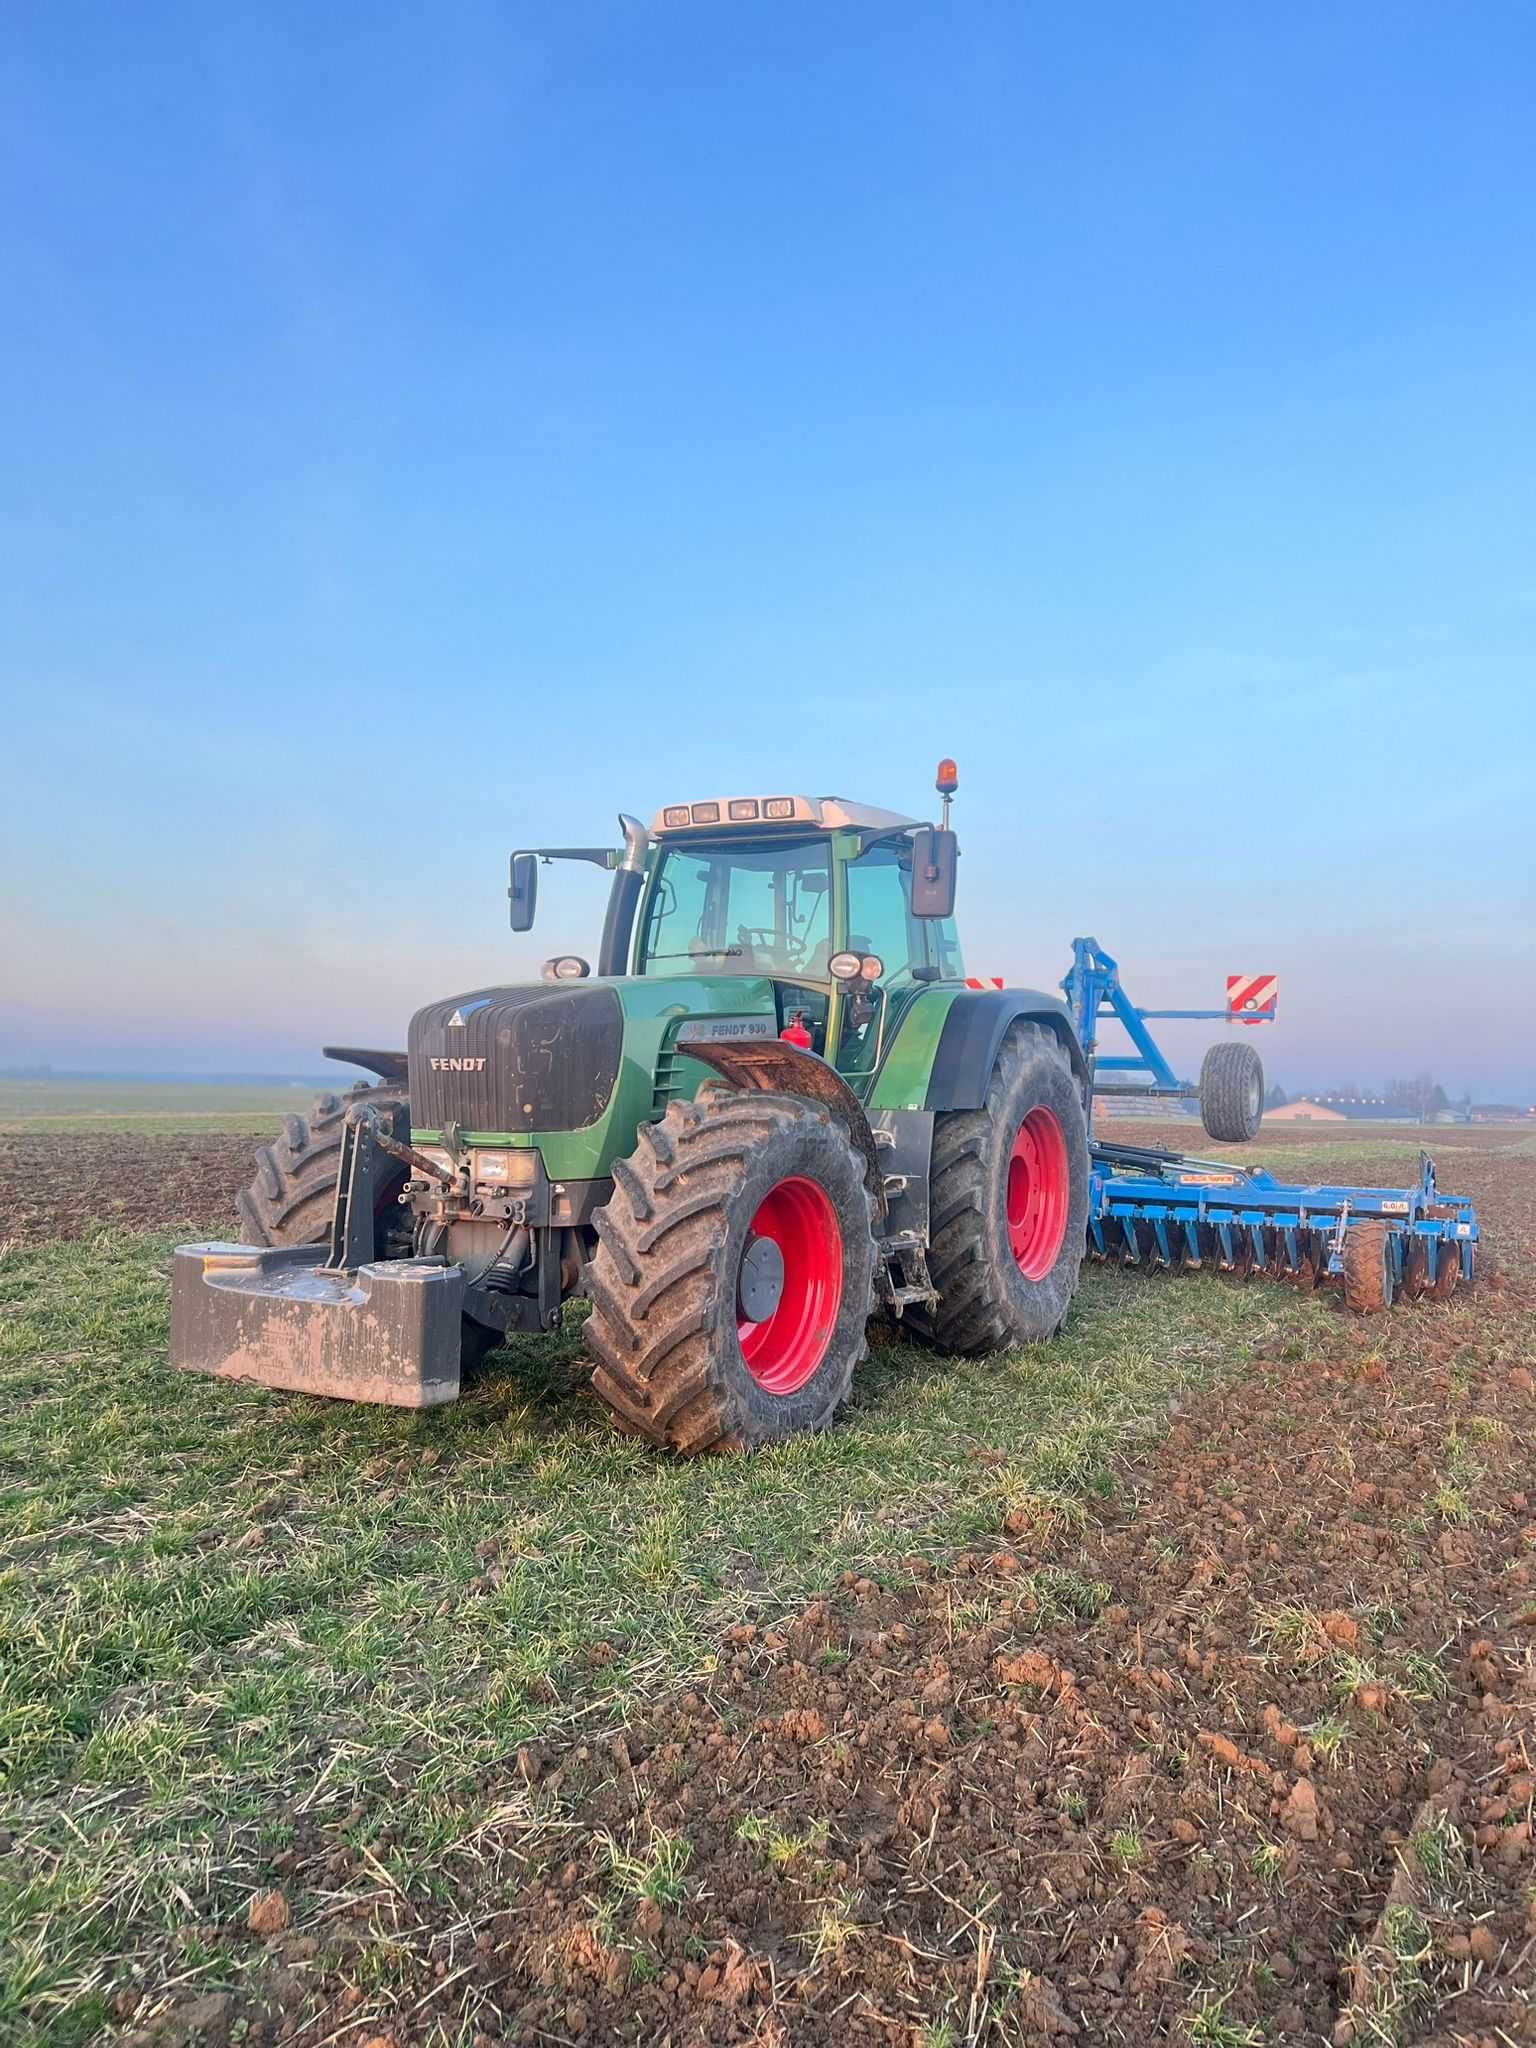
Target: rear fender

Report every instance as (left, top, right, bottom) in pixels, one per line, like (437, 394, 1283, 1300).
(925, 991, 1087, 1111)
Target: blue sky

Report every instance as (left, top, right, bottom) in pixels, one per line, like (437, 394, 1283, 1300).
(2, 2, 1533, 1095)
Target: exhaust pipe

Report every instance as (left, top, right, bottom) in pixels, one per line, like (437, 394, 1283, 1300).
(598, 812, 649, 975)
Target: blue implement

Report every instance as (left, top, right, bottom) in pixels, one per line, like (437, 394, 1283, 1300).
(1088, 1139, 1478, 1301)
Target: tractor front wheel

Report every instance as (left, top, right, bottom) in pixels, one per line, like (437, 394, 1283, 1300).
(583, 1093, 877, 1453)
(911, 1021, 1089, 1354)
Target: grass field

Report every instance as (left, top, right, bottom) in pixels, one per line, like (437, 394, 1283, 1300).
(1, 1121, 1529, 2047)
(0, 1080, 331, 1136)
(0, 1219, 1336, 2046)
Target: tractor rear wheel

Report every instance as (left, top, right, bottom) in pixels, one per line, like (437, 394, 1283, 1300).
(1199, 1040, 1264, 1143)
(910, 1021, 1089, 1354)
(583, 1092, 877, 1453)
(237, 1082, 410, 1252)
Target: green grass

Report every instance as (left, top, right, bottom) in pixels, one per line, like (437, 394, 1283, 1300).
(0, 1221, 1338, 2046)
(0, 1079, 326, 1135)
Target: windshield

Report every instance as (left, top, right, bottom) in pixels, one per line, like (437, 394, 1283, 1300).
(638, 837, 833, 977)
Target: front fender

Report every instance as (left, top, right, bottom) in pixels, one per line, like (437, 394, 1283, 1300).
(678, 1038, 886, 1219)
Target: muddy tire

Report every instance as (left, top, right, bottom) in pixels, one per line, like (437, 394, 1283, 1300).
(908, 1021, 1089, 1354)
(237, 1083, 409, 1254)
(583, 1093, 877, 1453)
(1199, 1040, 1264, 1143)
(1343, 1221, 1394, 1313)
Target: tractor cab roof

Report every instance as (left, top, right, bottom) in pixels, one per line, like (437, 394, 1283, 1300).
(650, 795, 921, 837)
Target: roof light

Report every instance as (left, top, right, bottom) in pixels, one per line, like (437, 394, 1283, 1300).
(728, 798, 760, 821)
(763, 797, 795, 819)
(936, 758, 958, 796)
(663, 806, 691, 828)
(690, 801, 720, 824)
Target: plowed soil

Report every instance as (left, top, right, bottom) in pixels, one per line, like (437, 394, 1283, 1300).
(121, 1125, 1535, 2048)
(0, 1130, 255, 1244)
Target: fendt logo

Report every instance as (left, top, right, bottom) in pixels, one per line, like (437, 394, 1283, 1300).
(429, 1056, 488, 1072)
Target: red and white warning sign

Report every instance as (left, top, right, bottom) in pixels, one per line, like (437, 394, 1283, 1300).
(965, 976, 1005, 989)
(1226, 973, 1278, 1022)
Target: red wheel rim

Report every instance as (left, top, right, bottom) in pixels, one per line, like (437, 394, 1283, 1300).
(737, 1176, 844, 1395)
(1006, 1107, 1070, 1282)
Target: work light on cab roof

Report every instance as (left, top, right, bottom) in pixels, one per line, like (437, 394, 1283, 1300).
(652, 794, 917, 833)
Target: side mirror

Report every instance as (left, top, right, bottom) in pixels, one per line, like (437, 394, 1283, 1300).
(910, 827, 957, 918)
(508, 852, 539, 931)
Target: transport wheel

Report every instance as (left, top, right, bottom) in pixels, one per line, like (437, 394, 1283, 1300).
(908, 1021, 1089, 1354)
(1198, 1041, 1264, 1144)
(583, 1092, 876, 1453)
(1343, 1221, 1395, 1313)
(238, 1082, 409, 1253)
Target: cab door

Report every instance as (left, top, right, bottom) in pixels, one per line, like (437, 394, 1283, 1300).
(832, 838, 947, 1093)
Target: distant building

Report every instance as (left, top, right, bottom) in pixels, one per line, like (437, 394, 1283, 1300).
(1312, 1095, 1403, 1121)
(1469, 1103, 1536, 1124)
(1264, 1098, 1347, 1123)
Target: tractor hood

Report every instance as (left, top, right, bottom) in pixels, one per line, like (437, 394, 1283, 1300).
(408, 984, 623, 1135)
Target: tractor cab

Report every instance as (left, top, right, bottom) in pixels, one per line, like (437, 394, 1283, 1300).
(631, 793, 964, 1089)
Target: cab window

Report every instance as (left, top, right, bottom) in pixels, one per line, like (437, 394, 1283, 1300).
(845, 842, 923, 984)
(638, 839, 832, 977)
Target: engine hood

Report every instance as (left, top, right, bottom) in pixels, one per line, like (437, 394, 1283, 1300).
(408, 983, 623, 1135)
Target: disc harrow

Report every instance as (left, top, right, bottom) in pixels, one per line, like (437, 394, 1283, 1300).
(1088, 1142, 1477, 1312)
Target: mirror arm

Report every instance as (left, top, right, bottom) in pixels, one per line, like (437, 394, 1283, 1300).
(512, 846, 615, 869)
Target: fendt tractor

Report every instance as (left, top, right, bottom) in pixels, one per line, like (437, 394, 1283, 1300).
(171, 762, 1320, 1452)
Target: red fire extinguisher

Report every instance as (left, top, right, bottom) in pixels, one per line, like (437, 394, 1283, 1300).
(780, 1010, 813, 1050)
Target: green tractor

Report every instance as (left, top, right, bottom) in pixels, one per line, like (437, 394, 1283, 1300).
(172, 764, 1093, 1452)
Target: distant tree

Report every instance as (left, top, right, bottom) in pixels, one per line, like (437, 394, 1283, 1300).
(1385, 1072, 1441, 1120)
(1265, 1084, 1288, 1109)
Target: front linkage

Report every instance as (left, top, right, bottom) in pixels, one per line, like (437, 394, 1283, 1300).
(173, 1098, 573, 1409)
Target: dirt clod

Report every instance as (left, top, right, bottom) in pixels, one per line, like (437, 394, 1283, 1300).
(245, 1890, 290, 1936)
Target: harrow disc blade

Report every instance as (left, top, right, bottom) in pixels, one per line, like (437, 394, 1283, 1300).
(1401, 1239, 1428, 1302)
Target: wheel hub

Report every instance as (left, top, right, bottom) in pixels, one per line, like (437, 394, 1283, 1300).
(736, 1176, 844, 1395)
(737, 1234, 786, 1322)
(1005, 1105, 1071, 1282)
